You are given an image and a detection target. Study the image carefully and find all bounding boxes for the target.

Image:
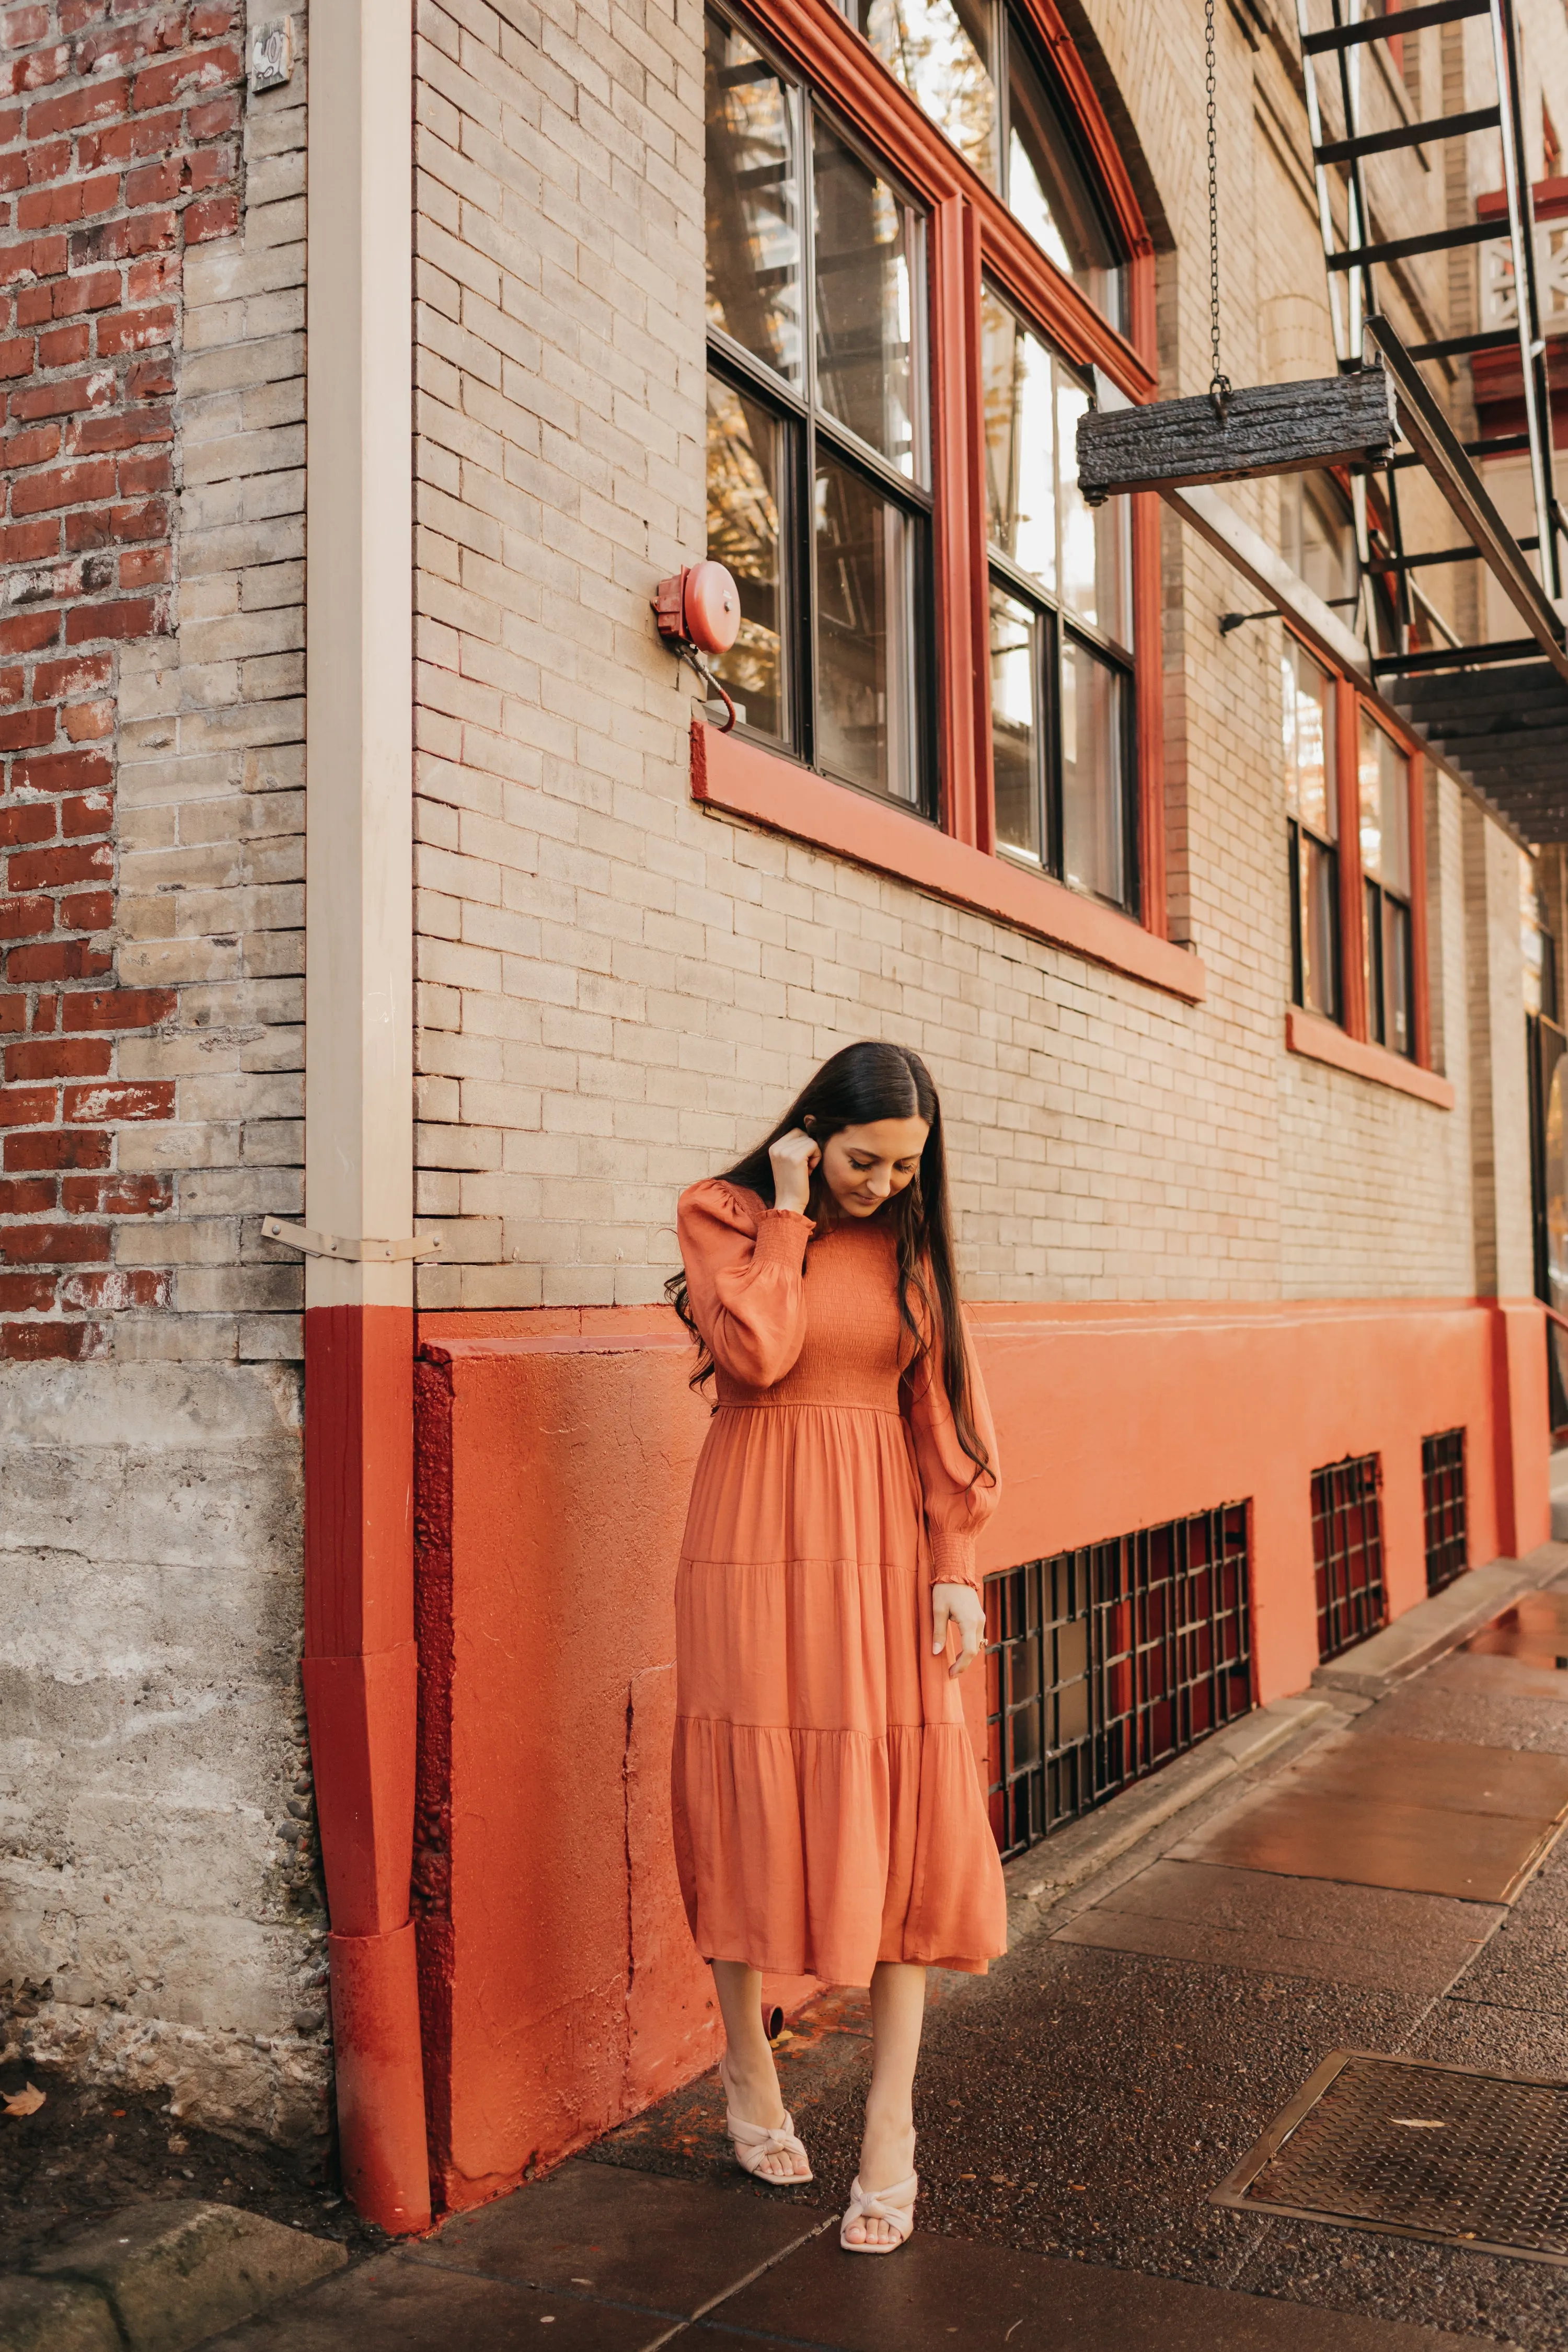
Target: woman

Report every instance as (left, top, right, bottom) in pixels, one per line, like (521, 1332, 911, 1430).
(667, 1040, 1006, 2255)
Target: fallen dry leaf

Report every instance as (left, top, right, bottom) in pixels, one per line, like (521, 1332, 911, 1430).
(4, 2082, 45, 2117)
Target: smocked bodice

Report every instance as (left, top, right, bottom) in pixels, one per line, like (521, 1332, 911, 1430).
(676, 1177, 1000, 1588)
(713, 1218, 906, 1412)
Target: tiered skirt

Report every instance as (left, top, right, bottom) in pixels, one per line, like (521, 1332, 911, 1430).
(671, 1400, 1008, 1985)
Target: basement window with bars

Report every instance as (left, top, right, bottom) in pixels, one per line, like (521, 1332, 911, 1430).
(983, 1504, 1253, 1859)
(1422, 1427, 1469, 1596)
(1312, 1452, 1386, 1663)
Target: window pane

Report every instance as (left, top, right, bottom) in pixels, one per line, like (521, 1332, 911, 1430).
(812, 113, 921, 478)
(1358, 711, 1409, 890)
(1057, 369, 1128, 646)
(851, 0, 998, 185)
(1060, 636, 1128, 905)
(1385, 894, 1412, 1057)
(989, 583, 1041, 864)
(1298, 831, 1338, 1019)
(1279, 472, 1357, 610)
(1006, 31, 1126, 330)
(1283, 640, 1336, 840)
(706, 376, 789, 742)
(815, 449, 918, 801)
(979, 289, 1055, 590)
(1365, 877, 1384, 1044)
(705, 16, 802, 385)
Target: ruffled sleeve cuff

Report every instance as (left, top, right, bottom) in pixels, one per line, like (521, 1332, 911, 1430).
(750, 1207, 815, 1270)
(928, 1525, 980, 1590)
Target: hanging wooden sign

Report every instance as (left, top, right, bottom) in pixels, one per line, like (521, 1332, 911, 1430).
(1076, 368, 1399, 508)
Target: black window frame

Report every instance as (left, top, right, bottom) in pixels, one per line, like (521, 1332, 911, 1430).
(705, 3, 939, 820)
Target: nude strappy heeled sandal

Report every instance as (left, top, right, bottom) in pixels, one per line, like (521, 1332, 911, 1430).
(839, 2171, 918, 2253)
(718, 2054, 813, 2184)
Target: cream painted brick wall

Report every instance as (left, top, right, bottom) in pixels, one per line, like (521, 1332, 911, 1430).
(410, 0, 1542, 1315)
(112, 11, 307, 1366)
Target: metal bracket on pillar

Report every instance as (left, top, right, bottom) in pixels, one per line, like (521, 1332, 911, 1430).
(262, 1218, 443, 1263)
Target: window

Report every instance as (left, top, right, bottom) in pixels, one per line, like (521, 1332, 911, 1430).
(705, 9, 934, 809)
(1311, 1453, 1385, 1663)
(1358, 713, 1413, 1057)
(984, 1504, 1252, 1858)
(1283, 639, 1340, 1021)
(983, 283, 1135, 908)
(839, 0, 1127, 328)
(1422, 1429, 1468, 1597)
(1279, 472, 1357, 616)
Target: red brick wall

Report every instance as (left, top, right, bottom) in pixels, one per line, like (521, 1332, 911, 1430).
(0, 2, 241, 1358)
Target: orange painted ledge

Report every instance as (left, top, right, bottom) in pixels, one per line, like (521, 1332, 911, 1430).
(692, 722, 1206, 1005)
(1286, 1007, 1456, 1110)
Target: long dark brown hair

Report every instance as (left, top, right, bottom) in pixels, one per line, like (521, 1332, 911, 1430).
(665, 1040, 991, 1486)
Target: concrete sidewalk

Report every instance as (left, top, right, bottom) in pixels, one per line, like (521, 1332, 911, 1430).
(206, 1548, 1568, 2351)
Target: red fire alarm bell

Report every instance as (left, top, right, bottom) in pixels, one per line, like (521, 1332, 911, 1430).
(653, 561, 741, 655)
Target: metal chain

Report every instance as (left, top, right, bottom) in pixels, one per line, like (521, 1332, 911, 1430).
(1205, 0, 1231, 418)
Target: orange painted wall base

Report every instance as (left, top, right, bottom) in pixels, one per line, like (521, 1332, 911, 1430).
(411, 1295, 1548, 2213)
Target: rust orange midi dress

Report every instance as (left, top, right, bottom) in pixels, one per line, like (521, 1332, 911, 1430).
(671, 1178, 1008, 1986)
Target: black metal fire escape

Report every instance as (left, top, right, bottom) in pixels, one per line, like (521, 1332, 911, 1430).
(1296, 0, 1568, 839)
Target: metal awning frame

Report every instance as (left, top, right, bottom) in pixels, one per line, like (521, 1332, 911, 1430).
(1361, 316, 1568, 686)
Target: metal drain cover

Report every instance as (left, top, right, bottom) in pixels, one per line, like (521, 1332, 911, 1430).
(1213, 2051, 1568, 2264)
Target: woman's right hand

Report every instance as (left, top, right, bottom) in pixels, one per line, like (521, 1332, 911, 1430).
(769, 1127, 820, 1215)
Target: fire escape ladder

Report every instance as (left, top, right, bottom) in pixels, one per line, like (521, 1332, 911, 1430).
(1293, 0, 1568, 836)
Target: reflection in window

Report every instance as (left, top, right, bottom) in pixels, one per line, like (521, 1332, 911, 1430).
(843, 0, 1127, 328)
(1278, 472, 1357, 612)
(704, 9, 932, 808)
(815, 450, 917, 801)
(981, 295, 1054, 588)
(1359, 712, 1412, 1056)
(1061, 638, 1125, 902)
(849, 0, 997, 184)
(981, 282, 1133, 908)
(989, 584, 1041, 864)
(705, 15, 801, 384)
(706, 377, 787, 740)
(1007, 27, 1126, 330)
(981, 290, 1127, 637)
(1284, 639, 1339, 1022)
(813, 114, 921, 478)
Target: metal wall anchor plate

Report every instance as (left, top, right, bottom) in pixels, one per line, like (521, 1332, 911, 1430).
(1214, 2050, 1568, 2264)
(260, 1217, 443, 1263)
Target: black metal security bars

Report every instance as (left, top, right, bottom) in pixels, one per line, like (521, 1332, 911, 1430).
(1422, 1427, 1469, 1596)
(1312, 1451, 1387, 1662)
(984, 1504, 1253, 1860)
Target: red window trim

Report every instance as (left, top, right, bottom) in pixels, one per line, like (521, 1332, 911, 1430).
(693, 721, 1206, 1003)
(1285, 627, 1446, 1105)
(701, 0, 1170, 963)
(1286, 1009, 1454, 1110)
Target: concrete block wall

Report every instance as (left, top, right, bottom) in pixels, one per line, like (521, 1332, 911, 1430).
(0, 2, 322, 2158)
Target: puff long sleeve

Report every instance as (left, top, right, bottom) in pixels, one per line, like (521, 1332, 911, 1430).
(676, 1179, 815, 1390)
(906, 1312, 1000, 1589)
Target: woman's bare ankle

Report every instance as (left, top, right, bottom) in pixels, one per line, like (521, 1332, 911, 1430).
(722, 2046, 783, 2123)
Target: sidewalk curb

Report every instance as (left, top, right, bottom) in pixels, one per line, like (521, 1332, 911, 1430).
(1311, 1541, 1568, 1697)
(1008, 1694, 1339, 1903)
(11, 2201, 346, 2352)
(1005, 1547, 1568, 1911)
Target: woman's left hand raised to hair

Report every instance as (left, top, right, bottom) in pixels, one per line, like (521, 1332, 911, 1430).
(932, 1582, 985, 1678)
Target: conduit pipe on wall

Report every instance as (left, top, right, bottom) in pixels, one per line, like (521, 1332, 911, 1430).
(302, 0, 430, 2234)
